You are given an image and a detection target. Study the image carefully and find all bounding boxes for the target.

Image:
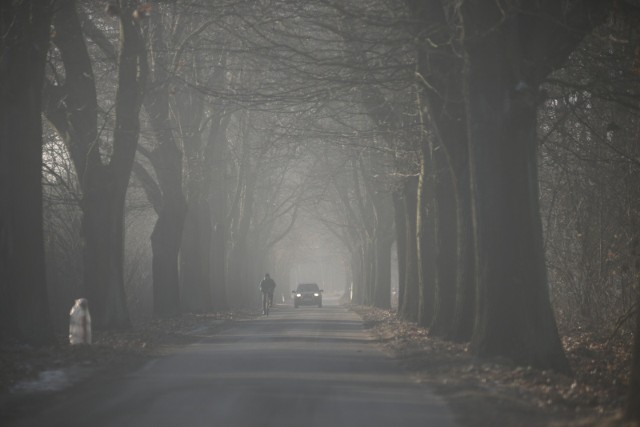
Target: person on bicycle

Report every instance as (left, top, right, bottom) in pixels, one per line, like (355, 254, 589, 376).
(259, 273, 276, 315)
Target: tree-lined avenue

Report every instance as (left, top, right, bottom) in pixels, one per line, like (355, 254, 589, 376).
(9, 300, 455, 427)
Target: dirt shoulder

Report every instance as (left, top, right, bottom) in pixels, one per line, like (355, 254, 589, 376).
(349, 305, 636, 427)
(0, 311, 256, 396)
(1, 306, 635, 426)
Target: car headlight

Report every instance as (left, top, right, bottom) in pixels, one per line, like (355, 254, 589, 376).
(314, 293, 320, 297)
(296, 293, 302, 297)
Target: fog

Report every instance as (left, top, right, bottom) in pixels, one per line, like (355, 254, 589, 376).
(2, 1, 639, 425)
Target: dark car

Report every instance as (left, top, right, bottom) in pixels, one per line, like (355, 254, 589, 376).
(292, 283, 323, 308)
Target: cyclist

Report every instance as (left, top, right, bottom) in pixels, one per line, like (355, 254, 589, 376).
(259, 273, 276, 315)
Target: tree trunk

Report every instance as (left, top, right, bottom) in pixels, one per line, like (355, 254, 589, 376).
(144, 12, 187, 318)
(392, 187, 407, 312)
(210, 222, 228, 310)
(400, 176, 420, 322)
(450, 168, 475, 342)
(408, 0, 474, 340)
(0, 1, 55, 345)
(226, 162, 257, 307)
(205, 96, 230, 311)
(179, 135, 213, 311)
(417, 145, 436, 328)
(625, 240, 640, 421)
(463, 6, 568, 371)
(627, 299, 640, 421)
(46, 0, 146, 330)
(430, 160, 457, 337)
(363, 239, 376, 306)
(82, 181, 130, 329)
(371, 190, 394, 309)
(180, 199, 212, 312)
(373, 233, 393, 309)
(350, 245, 366, 305)
(147, 138, 186, 318)
(87, 0, 146, 329)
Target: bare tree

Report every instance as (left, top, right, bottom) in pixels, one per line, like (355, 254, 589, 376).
(458, 0, 609, 371)
(44, 0, 147, 329)
(0, 0, 55, 344)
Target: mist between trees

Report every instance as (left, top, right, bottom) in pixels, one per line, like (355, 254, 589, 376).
(1, 0, 640, 421)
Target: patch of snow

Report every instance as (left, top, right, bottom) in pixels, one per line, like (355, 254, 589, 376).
(10, 366, 94, 394)
(187, 320, 227, 335)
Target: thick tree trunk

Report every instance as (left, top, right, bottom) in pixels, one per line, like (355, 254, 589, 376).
(363, 240, 376, 306)
(180, 109, 217, 310)
(416, 151, 436, 328)
(350, 246, 366, 305)
(627, 299, 640, 421)
(373, 233, 393, 309)
(625, 241, 640, 421)
(392, 187, 407, 312)
(0, 1, 55, 344)
(463, 7, 568, 371)
(144, 13, 187, 318)
(430, 162, 457, 337)
(87, 0, 146, 330)
(147, 141, 186, 317)
(226, 164, 257, 307)
(205, 107, 230, 311)
(180, 200, 212, 312)
(408, 0, 474, 340)
(225, 243, 245, 307)
(210, 222, 228, 310)
(371, 190, 394, 309)
(46, 0, 146, 330)
(148, 139, 186, 316)
(82, 185, 130, 329)
(400, 176, 420, 322)
(450, 168, 475, 342)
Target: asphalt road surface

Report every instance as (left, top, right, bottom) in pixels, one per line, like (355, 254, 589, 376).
(8, 298, 456, 427)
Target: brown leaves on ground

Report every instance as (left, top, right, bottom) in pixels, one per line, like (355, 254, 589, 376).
(2, 306, 635, 426)
(0, 310, 254, 395)
(351, 305, 635, 427)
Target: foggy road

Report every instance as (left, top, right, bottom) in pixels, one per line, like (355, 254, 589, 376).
(8, 300, 456, 427)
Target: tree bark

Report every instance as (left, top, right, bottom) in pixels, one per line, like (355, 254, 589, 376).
(180, 198, 212, 312)
(371, 190, 394, 309)
(0, 1, 55, 344)
(462, 3, 568, 371)
(450, 170, 475, 342)
(627, 299, 640, 421)
(373, 233, 393, 309)
(625, 240, 640, 421)
(407, 0, 475, 340)
(350, 244, 367, 305)
(416, 150, 436, 328)
(228, 158, 258, 307)
(204, 64, 230, 311)
(177, 88, 211, 311)
(392, 187, 407, 312)
(46, 0, 146, 329)
(459, 0, 610, 371)
(147, 139, 186, 317)
(430, 161, 457, 337)
(400, 176, 420, 322)
(143, 12, 187, 317)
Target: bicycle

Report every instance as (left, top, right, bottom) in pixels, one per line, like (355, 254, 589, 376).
(262, 291, 273, 316)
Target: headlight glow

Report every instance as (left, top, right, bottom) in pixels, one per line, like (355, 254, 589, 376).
(296, 293, 302, 297)
(314, 293, 320, 297)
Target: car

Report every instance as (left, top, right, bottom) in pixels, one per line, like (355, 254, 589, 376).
(292, 283, 323, 308)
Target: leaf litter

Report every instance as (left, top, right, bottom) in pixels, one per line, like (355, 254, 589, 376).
(350, 305, 635, 427)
